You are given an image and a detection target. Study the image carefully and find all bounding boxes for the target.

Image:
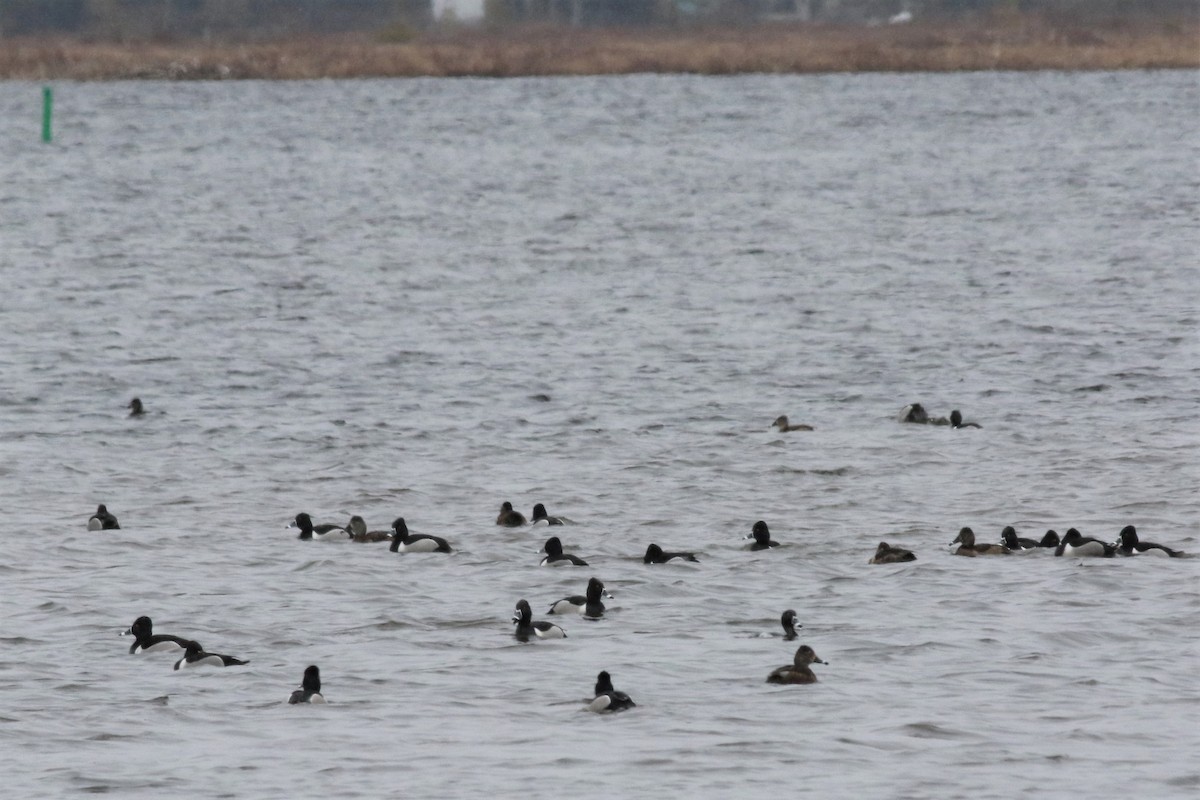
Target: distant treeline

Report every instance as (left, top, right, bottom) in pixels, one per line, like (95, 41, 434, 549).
(1, 0, 1196, 38)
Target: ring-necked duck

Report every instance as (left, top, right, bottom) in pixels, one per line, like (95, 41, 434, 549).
(771, 415, 813, 432)
(1054, 528, 1116, 557)
(949, 410, 982, 429)
(951, 527, 1009, 556)
(127, 398, 145, 418)
(780, 610, 801, 640)
(123, 616, 190, 654)
(587, 671, 636, 713)
(496, 502, 527, 527)
(345, 516, 391, 542)
(746, 521, 779, 551)
(1113, 525, 1183, 558)
(540, 536, 588, 566)
(512, 599, 566, 642)
(899, 403, 949, 425)
(548, 577, 610, 619)
(1039, 530, 1061, 548)
(389, 518, 453, 553)
(531, 503, 568, 525)
(291, 512, 351, 541)
(869, 542, 916, 563)
(173, 640, 249, 670)
(643, 543, 699, 564)
(1000, 526, 1039, 551)
(767, 645, 827, 685)
(88, 504, 121, 531)
(288, 665, 326, 704)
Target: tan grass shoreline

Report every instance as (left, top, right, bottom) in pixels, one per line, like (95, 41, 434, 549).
(2, 19, 1198, 80)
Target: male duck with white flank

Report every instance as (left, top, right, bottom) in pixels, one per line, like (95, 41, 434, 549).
(388, 517, 453, 553)
(512, 599, 566, 642)
(587, 671, 636, 713)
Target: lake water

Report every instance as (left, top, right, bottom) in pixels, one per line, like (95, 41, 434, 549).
(1, 70, 1198, 799)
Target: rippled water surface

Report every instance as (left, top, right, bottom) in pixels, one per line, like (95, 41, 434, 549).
(1, 71, 1198, 798)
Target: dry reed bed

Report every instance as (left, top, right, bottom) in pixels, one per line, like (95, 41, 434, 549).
(2, 20, 1198, 80)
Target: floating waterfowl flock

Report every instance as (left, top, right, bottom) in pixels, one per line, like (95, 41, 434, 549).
(103, 404, 1187, 709)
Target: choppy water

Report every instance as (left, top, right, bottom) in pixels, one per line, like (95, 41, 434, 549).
(1, 71, 1198, 799)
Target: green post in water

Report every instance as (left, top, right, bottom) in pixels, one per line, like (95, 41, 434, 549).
(42, 86, 53, 143)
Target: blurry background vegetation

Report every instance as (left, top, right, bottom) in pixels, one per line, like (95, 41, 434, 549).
(0, 0, 1195, 39)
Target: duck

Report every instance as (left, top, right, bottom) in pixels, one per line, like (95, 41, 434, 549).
(746, 521, 779, 551)
(780, 610, 801, 640)
(127, 397, 145, 418)
(587, 671, 636, 713)
(345, 516, 391, 543)
(1054, 528, 1116, 557)
(899, 403, 949, 425)
(951, 527, 1009, 556)
(766, 645, 827, 685)
(88, 504, 120, 531)
(291, 512, 351, 541)
(123, 616, 190, 654)
(288, 665, 326, 704)
(771, 415, 813, 432)
(173, 640, 249, 670)
(530, 503, 568, 526)
(389, 518, 453, 553)
(1113, 525, 1183, 558)
(512, 599, 566, 642)
(547, 577, 611, 618)
(1000, 526, 1040, 551)
(643, 543, 699, 564)
(869, 541, 916, 563)
(949, 410, 982, 429)
(540, 536, 588, 566)
(1039, 529, 1061, 549)
(496, 502, 527, 527)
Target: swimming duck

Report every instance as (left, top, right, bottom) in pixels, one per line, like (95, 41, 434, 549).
(1000, 526, 1040, 551)
(540, 536, 588, 566)
(123, 616, 190, 654)
(88, 504, 121, 531)
(746, 521, 779, 551)
(899, 403, 949, 425)
(766, 645, 826, 685)
(1113, 525, 1183, 558)
(548, 577, 610, 619)
(388, 518, 453, 553)
(288, 665, 326, 704)
(345, 516, 392, 542)
(780, 610, 801, 640)
(771, 415, 813, 432)
(512, 599, 566, 642)
(291, 512, 351, 541)
(127, 397, 145, 418)
(949, 410, 981, 429)
(951, 527, 1009, 556)
(531, 503, 568, 526)
(173, 640, 249, 670)
(496, 502, 527, 527)
(587, 671, 636, 713)
(1039, 530, 1061, 548)
(643, 543, 699, 564)
(1054, 528, 1116, 557)
(869, 541, 916, 563)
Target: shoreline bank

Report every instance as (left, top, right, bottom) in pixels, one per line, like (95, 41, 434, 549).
(2, 18, 1197, 80)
